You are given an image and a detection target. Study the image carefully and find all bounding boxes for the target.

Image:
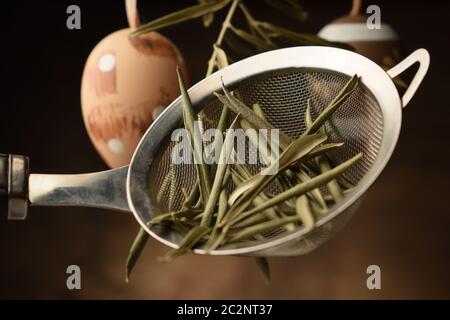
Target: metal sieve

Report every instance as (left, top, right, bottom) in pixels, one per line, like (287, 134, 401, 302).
(1, 47, 429, 257)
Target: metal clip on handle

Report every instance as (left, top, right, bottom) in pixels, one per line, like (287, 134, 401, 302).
(387, 48, 430, 108)
(0, 154, 30, 220)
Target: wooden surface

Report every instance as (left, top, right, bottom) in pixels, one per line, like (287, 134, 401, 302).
(1, 0, 449, 299)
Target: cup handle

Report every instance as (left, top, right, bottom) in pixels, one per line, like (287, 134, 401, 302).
(387, 48, 430, 108)
(1, 153, 130, 220)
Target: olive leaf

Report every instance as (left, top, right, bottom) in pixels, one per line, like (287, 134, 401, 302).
(228, 132, 327, 206)
(159, 225, 211, 262)
(228, 140, 343, 228)
(305, 99, 314, 129)
(200, 114, 240, 227)
(198, 0, 216, 27)
(254, 257, 271, 285)
(182, 182, 200, 209)
(252, 103, 266, 120)
(295, 196, 315, 231)
(305, 74, 360, 135)
(225, 133, 327, 224)
(208, 73, 230, 179)
(218, 74, 359, 152)
(218, 168, 232, 223)
(229, 170, 278, 228)
(132, 0, 231, 35)
(125, 227, 149, 283)
(206, 168, 231, 249)
(318, 157, 344, 202)
(177, 67, 212, 205)
(305, 99, 342, 205)
(323, 188, 354, 203)
(239, 153, 363, 218)
(297, 170, 327, 210)
(252, 102, 326, 211)
(214, 85, 292, 149)
(300, 142, 344, 162)
(229, 216, 300, 242)
(149, 207, 203, 225)
(214, 44, 230, 70)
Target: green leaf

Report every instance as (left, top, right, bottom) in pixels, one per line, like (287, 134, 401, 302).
(213, 44, 230, 70)
(305, 99, 314, 129)
(206, 169, 231, 249)
(225, 133, 327, 223)
(177, 67, 212, 205)
(228, 132, 326, 206)
(132, 0, 231, 35)
(214, 83, 292, 149)
(149, 208, 202, 225)
(125, 227, 149, 283)
(240, 153, 363, 218)
(229, 216, 300, 242)
(295, 196, 315, 231)
(181, 182, 200, 209)
(252, 103, 325, 211)
(303, 142, 344, 161)
(254, 257, 271, 285)
(200, 114, 240, 227)
(318, 157, 344, 203)
(198, 0, 216, 27)
(209, 98, 231, 183)
(305, 99, 338, 208)
(218, 169, 232, 221)
(297, 169, 327, 210)
(305, 74, 360, 135)
(252, 103, 267, 120)
(159, 225, 211, 262)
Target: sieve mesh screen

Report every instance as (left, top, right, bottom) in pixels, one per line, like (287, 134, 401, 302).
(147, 68, 383, 247)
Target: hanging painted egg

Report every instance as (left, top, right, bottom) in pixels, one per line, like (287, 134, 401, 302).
(318, 0, 400, 66)
(81, 0, 188, 168)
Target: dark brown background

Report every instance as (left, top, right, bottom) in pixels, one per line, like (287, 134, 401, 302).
(1, 0, 449, 299)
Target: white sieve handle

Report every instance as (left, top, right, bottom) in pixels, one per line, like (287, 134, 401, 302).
(387, 48, 430, 108)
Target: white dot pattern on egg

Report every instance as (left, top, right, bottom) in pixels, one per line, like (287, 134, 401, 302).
(98, 53, 116, 72)
(152, 106, 165, 121)
(107, 138, 124, 154)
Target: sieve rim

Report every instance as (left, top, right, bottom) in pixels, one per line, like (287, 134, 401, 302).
(127, 46, 402, 256)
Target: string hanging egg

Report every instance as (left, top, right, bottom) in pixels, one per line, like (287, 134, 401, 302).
(81, 0, 188, 168)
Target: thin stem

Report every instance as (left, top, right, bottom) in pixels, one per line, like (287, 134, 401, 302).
(350, 0, 362, 16)
(238, 2, 274, 45)
(125, 0, 140, 29)
(206, 0, 240, 76)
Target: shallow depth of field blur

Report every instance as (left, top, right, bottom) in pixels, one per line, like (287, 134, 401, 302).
(1, 1, 449, 299)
